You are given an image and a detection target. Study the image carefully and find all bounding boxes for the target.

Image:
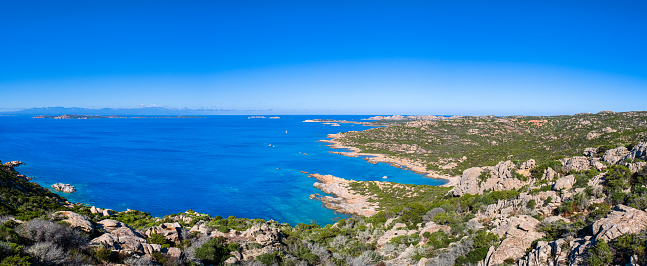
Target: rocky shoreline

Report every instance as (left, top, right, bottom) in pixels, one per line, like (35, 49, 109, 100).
(307, 172, 379, 217)
(320, 133, 461, 187)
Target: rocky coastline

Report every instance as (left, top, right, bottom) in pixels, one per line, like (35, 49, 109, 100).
(320, 133, 461, 187)
(307, 172, 378, 217)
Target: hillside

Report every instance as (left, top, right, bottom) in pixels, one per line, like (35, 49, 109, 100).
(336, 111, 647, 176)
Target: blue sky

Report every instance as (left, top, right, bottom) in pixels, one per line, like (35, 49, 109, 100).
(1, 1, 646, 115)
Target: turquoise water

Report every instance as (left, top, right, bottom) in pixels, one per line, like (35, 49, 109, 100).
(0, 115, 445, 225)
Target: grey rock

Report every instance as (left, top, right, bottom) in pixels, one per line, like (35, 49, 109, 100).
(166, 247, 183, 260)
(51, 183, 76, 193)
(553, 175, 576, 191)
(627, 162, 647, 173)
(603, 146, 630, 165)
(146, 222, 187, 243)
(627, 142, 647, 160)
(486, 215, 544, 265)
(97, 219, 127, 233)
(590, 159, 606, 171)
(542, 167, 559, 180)
(583, 147, 598, 157)
(241, 224, 283, 246)
(560, 157, 590, 173)
(517, 239, 568, 266)
(592, 205, 647, 242)
(569, 236, 594, 265)
(450, 167, 483, 196)
(54, 211, 93, 234)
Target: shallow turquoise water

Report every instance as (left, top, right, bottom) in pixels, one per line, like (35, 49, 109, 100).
(0, 115, 445, 225)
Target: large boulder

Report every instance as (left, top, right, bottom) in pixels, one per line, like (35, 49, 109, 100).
(603, 147, 630, 165)
(146, 222, 187, 243)
(542, 167, 559, 180)
(560, 157, 590, 173)
(450, 167, 483, 196)
(97, 219, 128, 233)
(627, 142, 647, 160)
(552, 175, 576, 191)
(451, 161, 530, 197)
(517, 239, 568, 266)
(483, 215, 544, 265)
(90, 224, 160, 255)
(568, 236, 594, 265)
(592, 205, 647, 242)
(240, 224, 283, 246)
(54, 211, 93, 234)
(583, 147, 598, 157)
(51, 183, 76, 193)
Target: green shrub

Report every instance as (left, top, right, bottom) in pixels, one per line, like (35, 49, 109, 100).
(614, 233, 646, 263)
(94, 248, 117, 263)
(527, 200, 537, 209)
(588, 239, 612, 266)
(247, 242, 263, 250)
(256, 251, 281, 265)
(479, 170, 491, 183)
(0, 254, 31, 266)
(194, 237, 230, 265)
(605, 165, 632, 193)
(544, 197, 553, 206)
(151, 251, 167, 264)
(147, 233, 168, 245)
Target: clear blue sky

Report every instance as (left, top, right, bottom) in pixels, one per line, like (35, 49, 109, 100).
(1, 1, 646, 115)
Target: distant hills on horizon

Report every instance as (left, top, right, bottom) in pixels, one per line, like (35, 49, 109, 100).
(2, 107, 271, 116)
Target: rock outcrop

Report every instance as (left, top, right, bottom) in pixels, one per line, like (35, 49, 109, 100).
(560, 157, 591, 173)
(592, 205, 647, 242)
(602, 146, 630, 165)
(146, 222, 188, 243)
(482, 215, 544, 265)
(627, 142, 647, 161)
(54, 211, 94, 234)
(309, 173, 378, 216)
(552, 175, 576, 191)
(91, 222, 162, 255)
(517, 239, 568, 266)
(240, 224, 283, 247)
(51, 183, 76, 193)
(451, 161, 531, 196)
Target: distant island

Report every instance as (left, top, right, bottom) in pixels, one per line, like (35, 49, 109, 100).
(33, 114, 205, 119)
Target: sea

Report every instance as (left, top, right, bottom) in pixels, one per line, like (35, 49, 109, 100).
(0, 115, 446, 225)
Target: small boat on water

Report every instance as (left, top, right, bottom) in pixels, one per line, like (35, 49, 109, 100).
(248, 116, 266, 119)
(269, 116, 280, 119)
(382, 176, 387, 179)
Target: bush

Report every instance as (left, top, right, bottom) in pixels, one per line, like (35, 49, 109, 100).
(256, 251, 281, 265)
(614, 233, 646, 264)
(193, 237, 230, 265)
(527, 200, 537, 209)
(25, 241, 66, 265)
(544, 197, 553, 206)
(605, 165, 632, 193)
(147, 233, 168, 245)
(94, 248, 118, 263)
(588, 239, 612, 266)
(18, 219, 87, 248)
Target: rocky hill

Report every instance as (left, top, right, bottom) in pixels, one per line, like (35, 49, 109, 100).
(336, 111, 647, 176)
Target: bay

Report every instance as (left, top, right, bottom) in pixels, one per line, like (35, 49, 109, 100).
(0, 115, 446, 225)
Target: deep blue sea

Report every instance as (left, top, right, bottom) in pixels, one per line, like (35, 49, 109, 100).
(0, 115, 446, 225)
